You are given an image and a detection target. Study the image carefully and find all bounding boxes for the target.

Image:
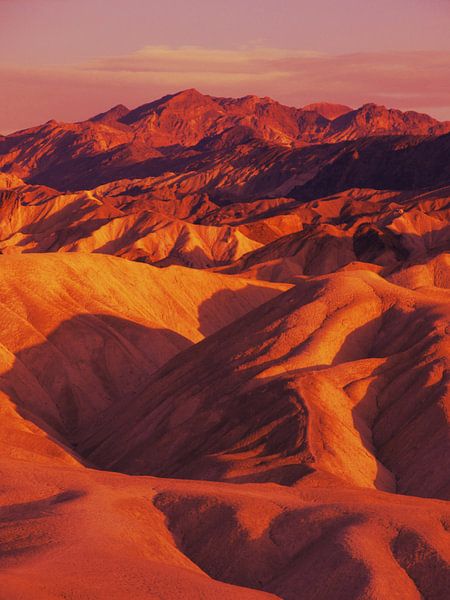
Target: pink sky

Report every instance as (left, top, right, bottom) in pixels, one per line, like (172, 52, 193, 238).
(1, 0, 450, 133)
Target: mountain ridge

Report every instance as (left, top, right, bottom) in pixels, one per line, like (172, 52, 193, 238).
(0, 87, 449, 600)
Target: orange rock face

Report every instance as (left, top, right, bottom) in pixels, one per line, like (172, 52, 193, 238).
(0, 91, 449, 599)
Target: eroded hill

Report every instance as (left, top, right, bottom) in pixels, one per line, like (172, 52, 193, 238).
(0, 91, 449, 600)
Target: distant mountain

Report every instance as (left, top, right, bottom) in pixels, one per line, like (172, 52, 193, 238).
(1, 89, 449, 191)
(328, 102, 450, 140)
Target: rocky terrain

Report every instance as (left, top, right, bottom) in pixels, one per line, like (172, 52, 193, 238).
(0, 90, 449, 599)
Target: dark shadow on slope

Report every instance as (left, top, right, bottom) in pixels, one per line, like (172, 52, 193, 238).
(0, 490, 86, 524)
(153, 492, 371, 600)
(289, 133, 450, 200)
(0, 490, 87, 563)
(197, 284, 285, 337)
(391, 528, 450, 598)
(19, 197, 98, 236)
(12, 197, 116, 252)
(75, 281, 336, 482)
(220, 222, 450, 281)
(77, 283, 449, 500)
(343, 307, 450, 499)
(0, 313, 192, 454)
(4, 267, 442, 498)
(92, 216, 158, 256)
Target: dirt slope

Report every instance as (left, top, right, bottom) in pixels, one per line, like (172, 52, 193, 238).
(80, 267, 450, 500)
(0, 253, 286, 447)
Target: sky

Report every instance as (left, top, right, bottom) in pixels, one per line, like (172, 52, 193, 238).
(1, 0, 450, 133)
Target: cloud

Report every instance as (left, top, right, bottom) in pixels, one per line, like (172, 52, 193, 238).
(84, 46, 324, 74)
(81, 46, 450, 107)
(1, 45, 450, 133)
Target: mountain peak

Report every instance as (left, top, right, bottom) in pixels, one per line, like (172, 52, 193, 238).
(172, 88, 205, 98)
(3, 90, 450, 187)
(161, 88, 214, 108)
(120, 88, 214, 127)
(91, 104, 130, 123)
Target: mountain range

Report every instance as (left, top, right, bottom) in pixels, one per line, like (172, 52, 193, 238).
(0, 90, 449, 600)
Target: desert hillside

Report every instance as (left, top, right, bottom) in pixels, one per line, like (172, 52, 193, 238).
(0, 91, 449, 599)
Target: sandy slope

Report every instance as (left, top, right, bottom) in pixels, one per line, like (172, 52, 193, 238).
(0, 456, 448, 600)
(2, 179, 448, 277)
(0, 91, 449, 599)
(81, 268, 450, 500)
(0, 459, 277, 600)
(0, 255, 448, 600)
(0, 182, 262, 267)
(0, 253, 287, 449)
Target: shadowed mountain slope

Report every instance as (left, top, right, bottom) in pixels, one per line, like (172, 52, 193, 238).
(0, 90, 449, 600)
(1, 90, 449, 192)
(2, 260, 447, 600)
(80, 267, 450, 500)
(1, 177, 448, 274)
(0, 253, 287, 449)
(0, 456, 449, 600)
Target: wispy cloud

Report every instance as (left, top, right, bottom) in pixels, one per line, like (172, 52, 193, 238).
(1, 45, 450, 133)
(84, 46, 325, 74)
